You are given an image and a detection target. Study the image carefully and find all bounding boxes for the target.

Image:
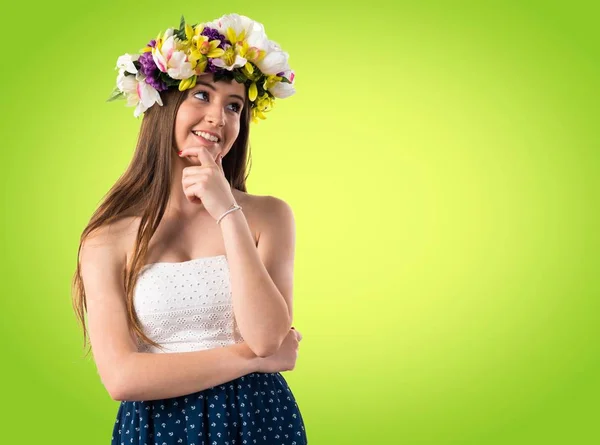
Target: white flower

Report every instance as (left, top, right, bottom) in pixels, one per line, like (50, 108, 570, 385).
(162, 28, 175, 39)
(211, 45, 247, 71)
(165, 50, 194, 79)
(152, 35, 194, 79)
(268, 39, 282, 51)
(209, 14, 272, 56)
(269, 81, 295, 99)
(134, 83, 162, 117)
(116, 53, 139, 74)
(211, 55, 247, 71)
(256, 49, 290, 75)
(245, 21, 270, 51)
(117, 71, 163, 117)
(280, 69, 295, 84)
(209, 14, 256, 40)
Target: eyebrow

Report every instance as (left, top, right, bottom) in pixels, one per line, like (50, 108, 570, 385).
(193, 80, 245, 103)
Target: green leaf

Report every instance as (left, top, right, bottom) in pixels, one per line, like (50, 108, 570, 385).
(164, 77, 180, 88)
(106, 88, 124, 102)
(232, 71, 247, 84)
(214, 70, 235, 83)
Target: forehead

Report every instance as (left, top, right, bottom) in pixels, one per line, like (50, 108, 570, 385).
(191, 73, 246, 99)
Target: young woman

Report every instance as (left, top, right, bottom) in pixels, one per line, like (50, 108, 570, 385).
(71, 14, 307, 444)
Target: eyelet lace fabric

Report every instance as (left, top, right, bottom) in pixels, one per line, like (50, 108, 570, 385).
(133, 255, 243, 353)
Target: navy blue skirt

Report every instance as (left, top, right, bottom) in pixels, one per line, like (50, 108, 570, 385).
(111, 372, 307, 445)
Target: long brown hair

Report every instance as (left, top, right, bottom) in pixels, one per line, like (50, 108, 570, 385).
(72, 80, 252, 357)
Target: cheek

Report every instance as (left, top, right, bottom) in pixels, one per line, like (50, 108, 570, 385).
(173, 124, 185, 147)
(226, 117, 241, 137)
(228, 126, 241, 146)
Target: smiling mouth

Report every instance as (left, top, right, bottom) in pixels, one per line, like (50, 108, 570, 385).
(192, 130, 220, 144)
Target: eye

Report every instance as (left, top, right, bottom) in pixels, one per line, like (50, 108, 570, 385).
(194, 91, 209, 102)
(193, 91, 242, 113)
(227, 103, 242, 113)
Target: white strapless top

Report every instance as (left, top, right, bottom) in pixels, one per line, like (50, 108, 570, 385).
(133, 255, 244, 353)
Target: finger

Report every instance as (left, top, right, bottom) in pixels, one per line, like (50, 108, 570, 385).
(182, 171, 211, 187)
(183, 184, 203, 204)
(180, 147, 217, 167)
(182, 175, 203, 188)
(179, 149, 202, 166)
(179, 147, 218, 167)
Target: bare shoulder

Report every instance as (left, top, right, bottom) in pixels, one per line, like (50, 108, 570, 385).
(233, 190, 295, 232)
(80, 216, 141, 269)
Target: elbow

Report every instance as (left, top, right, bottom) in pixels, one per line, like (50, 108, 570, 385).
(247, 333, 288, 358)
(103, 358, 133, 401)
(106, 374, 129, 401)
(108, 386, 126, 402)
(243, 317, 292, 357)
(252, 344, 280, 358)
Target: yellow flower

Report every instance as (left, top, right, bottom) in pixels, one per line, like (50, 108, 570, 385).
(226, 27, 246, 45)
(248, 82, 258, 102)
(237, 41, 266, 64)
(194, 58, 208, 75)
(263, 74, 282, 91)
(179, 75, 197, 91)
(242, 63, 254, 78)
(194, 36, 224, 58)
(185, 24, 194, 41)
(256, 93, 274, 111)
(251, 107, 267, 123)
(193, 25, 205, 40)
(250, 93, 275, 122)
(188, 48, 208, 74)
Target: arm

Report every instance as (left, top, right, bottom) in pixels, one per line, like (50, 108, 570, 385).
(80, 225, 260, 402)
(118, 344, 257, 401)
(220, 196, 295, 357)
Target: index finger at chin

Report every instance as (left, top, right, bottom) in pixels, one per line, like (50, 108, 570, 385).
(182, 151, 202, 165)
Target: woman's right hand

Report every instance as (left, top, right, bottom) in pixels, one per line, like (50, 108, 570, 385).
(256, 328, 302, 373)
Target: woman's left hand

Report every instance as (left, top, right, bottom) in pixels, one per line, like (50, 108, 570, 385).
(179, 146, 236, 221)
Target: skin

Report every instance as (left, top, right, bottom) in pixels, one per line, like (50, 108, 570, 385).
(163, 73, 295, 357)
(170, 73, 246, 219)
(79, 72, 302, 401)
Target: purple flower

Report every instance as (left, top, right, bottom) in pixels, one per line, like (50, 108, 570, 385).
(144, 73, 168, 91)
(138, 51, 167, 91)
(201, 27, 229, 49)
(138, 52, 155, 74)
(206, 58, 219, 73)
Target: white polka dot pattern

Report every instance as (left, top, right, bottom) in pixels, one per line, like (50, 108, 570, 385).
(133, 255, 244, 353)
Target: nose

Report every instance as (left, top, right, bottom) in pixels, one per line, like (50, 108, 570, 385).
(205, 104, 225, 127)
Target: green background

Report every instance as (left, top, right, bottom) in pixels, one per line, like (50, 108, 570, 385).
(1, 0, 598, 443)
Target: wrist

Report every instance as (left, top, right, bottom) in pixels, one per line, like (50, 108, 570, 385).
(216, 203, 242, 225)
(236, 342, 262, 373)
(217, 204, 245, 228)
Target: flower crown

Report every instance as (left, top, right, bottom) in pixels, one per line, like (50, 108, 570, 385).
(107, 14, 295, 122)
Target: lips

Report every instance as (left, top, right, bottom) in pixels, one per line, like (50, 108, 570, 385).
(192, 129, 221, 141)
(191, 131, 219, 145)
